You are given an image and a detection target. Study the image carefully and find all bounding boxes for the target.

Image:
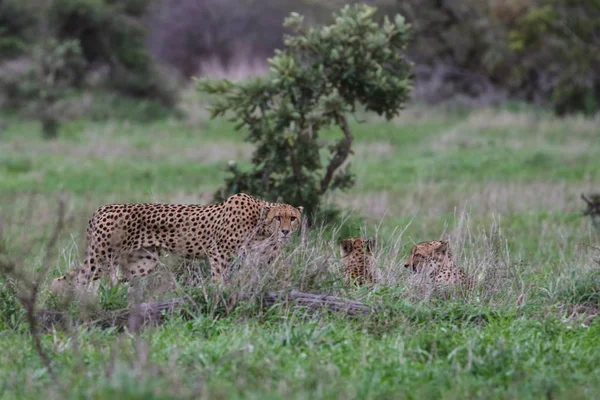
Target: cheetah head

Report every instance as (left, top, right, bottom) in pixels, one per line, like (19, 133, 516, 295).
(340, 237, 375, 258)
(404, 240, 450, 272)
(265, 204, 304, 240)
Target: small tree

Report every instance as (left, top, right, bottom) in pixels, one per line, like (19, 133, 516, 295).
(0, 38, 86, 139)
(198, 4, 412, 219)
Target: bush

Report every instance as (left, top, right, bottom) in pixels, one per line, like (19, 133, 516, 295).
(0, 0, 37, 60)
(198, 4, 412, 219)
(507, 0, 600, 115)
(0, 274, 24, 331)
(48, 0, 177, 106)
(0, 38, 87, 138)
(392, 0, 600, 114)
(0, 0, 177, 108)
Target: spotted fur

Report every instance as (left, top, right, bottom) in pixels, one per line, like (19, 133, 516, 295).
(340, 237, 377, 285)
(51, 193, 303, 293)
(404, 240, 474, 289)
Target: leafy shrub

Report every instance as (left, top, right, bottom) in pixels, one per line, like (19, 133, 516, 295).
(0, 0, 177, 108)
(0, 38, 87, 138)
(47, 0, 177, 106)
(0, 0, 36, 60)
(198, 4, 412, 219)
(0, 276, 24, 331)
(507, 0, 600, 115)
(393, 0, 600, 114)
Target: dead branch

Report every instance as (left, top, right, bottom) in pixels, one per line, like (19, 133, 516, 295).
(581, 193, 593, 210)
(127, 298, 186, 331)
(262, 290, 372, 316)
(37, 297, 186, 331)
(0, 197, 66, 390)
(38, 290, 372, 330)
(320, 114, 353, 194)
(23, 198, 65, 388)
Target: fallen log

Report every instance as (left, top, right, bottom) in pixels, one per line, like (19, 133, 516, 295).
(37, 297, 186, 331)
(38, 290, 372, 330)
(262, 290, 372, 316)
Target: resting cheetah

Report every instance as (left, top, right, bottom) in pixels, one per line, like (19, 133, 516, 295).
(404, 240, 474, 289)
(340, 237, 378, 285)
(51, 193, 303, 293)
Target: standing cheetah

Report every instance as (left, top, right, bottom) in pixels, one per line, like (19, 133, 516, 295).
(51, 193, 303, 294)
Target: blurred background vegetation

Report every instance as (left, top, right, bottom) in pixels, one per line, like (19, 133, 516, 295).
(1, 0, 598, 120)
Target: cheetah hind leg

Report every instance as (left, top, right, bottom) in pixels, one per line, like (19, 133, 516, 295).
(119, 247, 160, 294)
(207, 251, 235, 286)
(122, 247, 160, 280)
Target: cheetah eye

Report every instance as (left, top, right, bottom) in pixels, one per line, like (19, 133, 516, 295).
(275, 216, 281, 222)
(290, 216, 296, 222)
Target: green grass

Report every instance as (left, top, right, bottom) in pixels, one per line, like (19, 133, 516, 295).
(0, 104, 599, 399)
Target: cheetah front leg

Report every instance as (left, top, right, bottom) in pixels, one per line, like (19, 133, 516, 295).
(207, 251, 231, 283)
(50, 249, 116, 295)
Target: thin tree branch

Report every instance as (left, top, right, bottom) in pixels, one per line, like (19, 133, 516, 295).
(0, 197, 66, 391)
(320, 114, 353, 194)
(23, 198, 66, 388)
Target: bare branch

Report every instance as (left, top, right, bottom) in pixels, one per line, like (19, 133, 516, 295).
(320, 115, 353, 194)
(38, 289, 373, 331)
(22, 198, 66, 389)
(581, 193, 593, 207)
(288, 146, 304, 182)
(0, 197, 67, 391)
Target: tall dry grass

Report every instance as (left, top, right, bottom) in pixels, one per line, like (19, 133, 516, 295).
(0, 185, 597, 324)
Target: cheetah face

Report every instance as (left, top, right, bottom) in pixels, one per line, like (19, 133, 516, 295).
(404, 240, 449, 272)
(340, 237, 375, 258)
(265, 205, 304, 240)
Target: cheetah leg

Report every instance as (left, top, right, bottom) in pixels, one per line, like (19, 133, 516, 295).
(208, 252, 230, 283)
(50, 244, 115, 294)
(121, 247, 160, 281)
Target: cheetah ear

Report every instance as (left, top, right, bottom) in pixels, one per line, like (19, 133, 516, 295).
(439, 240, 450, 253)
(340, 239, 353, 253)
(296, 206, 304, 213)
(365, 238, 376, 252)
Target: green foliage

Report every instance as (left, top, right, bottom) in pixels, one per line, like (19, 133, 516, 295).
(508, 0, 600, 115)
(394, 0, 600, 115)
(555, 268, 600, 306)
(98, 280, 129, 312)
(0, 38, 87, 138)
(0, 0, 177, 108)
(0, 277, 24, 331)
(198, 4, 412, 218)
(0, 0, 36, 60)
(47, 0, 176, 105)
